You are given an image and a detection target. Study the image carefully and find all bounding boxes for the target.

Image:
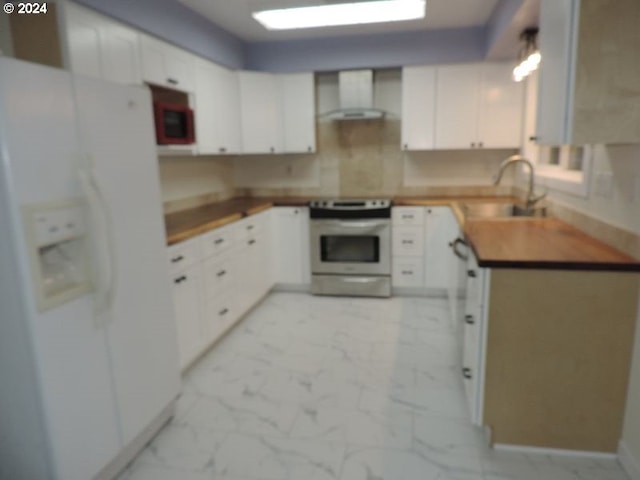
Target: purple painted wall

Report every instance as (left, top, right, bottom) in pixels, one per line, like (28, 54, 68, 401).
(71, 0, 523, 72)
(74, 0, 246, 69)
(245, 27, 487, 72)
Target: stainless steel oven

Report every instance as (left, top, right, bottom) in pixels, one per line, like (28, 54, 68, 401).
(309, 199, 391, 297)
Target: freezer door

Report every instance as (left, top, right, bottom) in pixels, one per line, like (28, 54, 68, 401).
(0, 58, 121, 480)
(73, 76, 181, 445)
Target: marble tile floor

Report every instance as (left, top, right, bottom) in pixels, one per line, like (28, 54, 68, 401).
(118, 292, 630, 480)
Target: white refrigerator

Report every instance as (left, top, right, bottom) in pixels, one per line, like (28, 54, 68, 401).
(0, 58, 180, 480)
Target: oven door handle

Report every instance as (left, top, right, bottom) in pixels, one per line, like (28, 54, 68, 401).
(321, 220, 389, 231)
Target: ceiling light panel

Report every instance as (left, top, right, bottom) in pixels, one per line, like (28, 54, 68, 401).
(253, 0, 426, 30)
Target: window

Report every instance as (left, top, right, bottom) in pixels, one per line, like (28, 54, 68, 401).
(534, 145, 592, 197)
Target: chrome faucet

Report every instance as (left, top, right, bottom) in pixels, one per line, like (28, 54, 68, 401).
(493, 155, 547, 210)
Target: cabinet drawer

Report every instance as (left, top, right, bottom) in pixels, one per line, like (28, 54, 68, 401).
(237, 212, 268, 239)
(200, 224, 237, 259)
(392, 226, 424, 256)
(392, 207, 425, 226)
(203, 255, 237, 300)
(167, 237, 201, 274)
(206, 294, 237, 342)
(392, 257, 424, 287)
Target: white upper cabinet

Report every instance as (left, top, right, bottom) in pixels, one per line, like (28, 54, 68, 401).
(239, 71, 283, 154)
(401, 65, 436, 150)
(435, 64, 480, 149)
(100, 22, 141, 85)
(64, 2, 102, 78)
(63, 2, 141, 85)
(139, 34, 195, 92)
(194, 58, 241, 155)
(281, 73, 316, 154)
(435, 63, 523, 150)
(536, 0, 640, 145)
(239, 71, 317, 155)
(477, 63, 524, 148)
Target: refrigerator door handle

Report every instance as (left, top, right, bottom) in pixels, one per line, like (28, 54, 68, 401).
(79, 164, 117, 327)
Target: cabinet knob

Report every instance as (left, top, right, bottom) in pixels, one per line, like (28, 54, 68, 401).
(248, 239, 256, 245)
(307, 146, 312, 152)
(467, 270, 477, 278)
(478, 142, 484, 148)
(465, 315, 475, 325)
(219, 147, 227, 153)
(294, 209, 298, 214)
(471, 142, 476, 148)
(270, 147, 275, 153)
(404, 143, 408, 150)
(462, 368, 472, 379)
(529, 136, 538, 142)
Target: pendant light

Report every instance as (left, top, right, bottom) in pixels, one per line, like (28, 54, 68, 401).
(513, 28, 541, 82)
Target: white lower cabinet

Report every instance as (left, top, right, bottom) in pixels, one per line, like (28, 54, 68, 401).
(167, 237, 204, 370)
(461, 251, 489, 425)
(391, 206, 458, 292)
(271, 207, 311, 287)
(167, 211, 274, 372)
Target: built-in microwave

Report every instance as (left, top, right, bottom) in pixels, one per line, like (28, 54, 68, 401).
(153, 101, 195, 145)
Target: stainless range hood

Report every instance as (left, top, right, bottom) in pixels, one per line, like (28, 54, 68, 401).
(326, 70, 386, 121)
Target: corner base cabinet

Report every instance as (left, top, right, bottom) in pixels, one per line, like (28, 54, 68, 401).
(464, 250, 640, 452)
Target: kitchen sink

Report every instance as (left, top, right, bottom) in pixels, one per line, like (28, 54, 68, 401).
(461, 202, 548, 218)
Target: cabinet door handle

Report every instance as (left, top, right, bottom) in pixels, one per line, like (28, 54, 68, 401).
(308, 146, 312, 152)
(171, 255, 184, 263)
(219, 308, 229, 316)
(217, 270, 226, 277)
(167, 78, 178, 85)
(465, 315, 475, 325)
(529, 135, 538, 142)
(401, 214, 413, 219)
(450, 237, 469, 261)
(471, 142, 476, 148)
(270, 147, 275, 153)
(402, 239, 414, 245)
(467, 270, 476, 278)
(219, 147, 227, 153)
(404, 143, 408, 150)
(478, 141, 484, 148)
(174, 275, 187, 284)
(214, 238, 224, 245)
(462, 368, 472, 379)
(401, 270, 414, 275)
(248, 239, 256, 245)
(247, 225, 254, 230)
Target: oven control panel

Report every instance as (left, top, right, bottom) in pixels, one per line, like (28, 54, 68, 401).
(309, 199, 391, 209)
(309, 199, 391, 219)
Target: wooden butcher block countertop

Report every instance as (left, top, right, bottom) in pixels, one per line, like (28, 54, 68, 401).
(165, 198, 274, 245)
(464, 218, 640, 272)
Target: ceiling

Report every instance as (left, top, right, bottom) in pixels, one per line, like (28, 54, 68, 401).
(177, 0, 501, 43)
